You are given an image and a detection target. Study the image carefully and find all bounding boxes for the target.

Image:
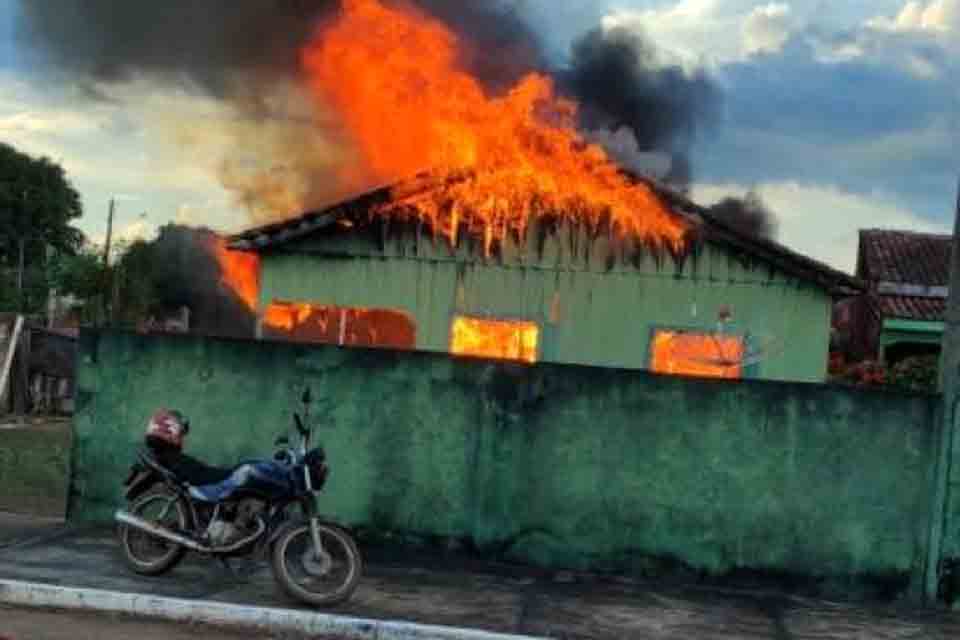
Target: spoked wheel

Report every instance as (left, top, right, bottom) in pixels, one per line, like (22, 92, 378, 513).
(271, 522, 362, 607)
(118, 490, 188, 576)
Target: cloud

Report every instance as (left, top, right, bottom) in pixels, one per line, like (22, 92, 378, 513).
(694, 31, 957, 227)
(114, 218, 157, 245)
(743, 3, 795, 55)
(693, 181, 950, 272)
(0, 70, 250, 240)
(600, 0, 800, 66)
(867, 0, 960, 33)
(812, 0, 960, 73)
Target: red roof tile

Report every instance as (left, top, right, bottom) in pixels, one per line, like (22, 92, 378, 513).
(858, 229, 951, 285)
(875, 295, 945, 322)
(859, 229, 951, 322)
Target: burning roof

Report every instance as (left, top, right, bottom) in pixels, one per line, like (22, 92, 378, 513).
(227, 171, 862, 297)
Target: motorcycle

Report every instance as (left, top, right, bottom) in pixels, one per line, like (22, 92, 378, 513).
(114, 387, 362, 607)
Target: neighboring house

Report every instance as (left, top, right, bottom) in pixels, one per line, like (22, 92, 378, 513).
(228, 174, 861, 383)
(838, 229, 948, 365)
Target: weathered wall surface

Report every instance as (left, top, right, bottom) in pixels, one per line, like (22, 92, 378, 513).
(0, 420, 71, 518)
(260, 228, 832, 382)
(73, 331, 938, 597)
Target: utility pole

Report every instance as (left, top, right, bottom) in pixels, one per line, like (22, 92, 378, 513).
(927, 175, 960, 602)
(100, 198, 116, 325)
(16, 189, 27, 309)
(16, 238, 24, 301)
(103, 198, 115, 266)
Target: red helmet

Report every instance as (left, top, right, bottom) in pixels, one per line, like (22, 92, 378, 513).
(145, 409, 190, 450)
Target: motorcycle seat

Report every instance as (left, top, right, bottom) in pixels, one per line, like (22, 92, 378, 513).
(140, 448, 235, 487)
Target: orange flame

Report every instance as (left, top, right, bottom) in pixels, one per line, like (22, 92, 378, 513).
(450, 316, 539, 364)
(301, 0, 688, 255)
(650, 331, 744, 379)
(213, 239, 260, 310)
(263, 302, 416, 349)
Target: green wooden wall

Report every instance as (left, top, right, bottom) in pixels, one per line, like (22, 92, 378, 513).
(257, 225, 832, 381)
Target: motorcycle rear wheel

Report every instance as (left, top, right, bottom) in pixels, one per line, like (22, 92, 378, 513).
(270, 522, 362, 607)
(118, 490, 188, 576)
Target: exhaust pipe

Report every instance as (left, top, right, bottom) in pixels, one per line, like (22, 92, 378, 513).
(115, 510, 206, 552)
(115, 510, 266, 554)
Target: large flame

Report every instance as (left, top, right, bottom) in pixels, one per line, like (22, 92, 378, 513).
(301, 0, 688, 255)
(212, 239, 260, 310)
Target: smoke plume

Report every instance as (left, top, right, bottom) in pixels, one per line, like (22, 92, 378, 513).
(18, 1, 721, 216)
(119, 225, 256, 337)
(560, 27, 720, 189)
(707, 191, 779, 240)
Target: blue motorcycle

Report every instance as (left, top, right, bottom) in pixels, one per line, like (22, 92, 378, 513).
(115, 387, 362, 607)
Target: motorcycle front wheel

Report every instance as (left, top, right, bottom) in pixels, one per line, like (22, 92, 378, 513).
(270, 521, 362, 607)
(118, 490, 188, 576)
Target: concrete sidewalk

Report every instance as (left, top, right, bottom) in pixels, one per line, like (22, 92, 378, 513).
(0, 512, 67, 550)
(0, 521, 958, 639)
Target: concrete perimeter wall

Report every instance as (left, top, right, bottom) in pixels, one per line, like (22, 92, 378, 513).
(72, 330, 941, 598)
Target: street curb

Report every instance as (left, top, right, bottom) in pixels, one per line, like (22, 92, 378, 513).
(0, 580, 548, 640)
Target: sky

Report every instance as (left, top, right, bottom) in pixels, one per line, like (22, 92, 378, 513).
(0, 0, 957, 272)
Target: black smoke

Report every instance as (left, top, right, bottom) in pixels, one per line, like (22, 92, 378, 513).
(116, 225, 256, 337)
(560, 27, 720, 188)
(410, 1, 549, 92)
(707, 191, 779, 240)
(17, 1, 334, 96)
(16, 0, 544, 96)
(17, 1, 721, 200)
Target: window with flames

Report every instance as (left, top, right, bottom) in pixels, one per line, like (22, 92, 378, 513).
(649, 329, 745, 379)
(450, 316, 540, 364)
(262, 302, 416, 350)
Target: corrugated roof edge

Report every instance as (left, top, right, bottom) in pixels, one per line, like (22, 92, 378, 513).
(227, 171, 864, 297)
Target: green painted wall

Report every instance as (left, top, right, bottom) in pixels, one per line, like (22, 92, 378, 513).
(257, 227, 833, 382)
(73, 330, 940, 598)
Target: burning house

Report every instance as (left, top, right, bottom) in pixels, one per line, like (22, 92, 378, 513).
(224, 171, 859, 382)
(203, 0, 861, 383)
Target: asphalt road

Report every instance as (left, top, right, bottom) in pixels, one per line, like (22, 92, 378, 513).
(0, 606, 324, 640)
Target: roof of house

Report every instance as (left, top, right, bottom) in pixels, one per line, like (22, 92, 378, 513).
(858, 229, 951, 285)
(227, 172, 863, 297)
(874, 295, 945, 322)
(858, 229, 951, 322)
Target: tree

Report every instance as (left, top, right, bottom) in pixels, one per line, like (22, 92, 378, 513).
(0, 142, 84, 311)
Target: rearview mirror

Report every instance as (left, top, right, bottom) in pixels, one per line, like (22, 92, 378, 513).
(274, 435, 289, 447)
(302, 386, 313, 405)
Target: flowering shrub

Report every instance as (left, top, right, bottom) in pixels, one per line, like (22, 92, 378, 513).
(829, 352, 938, 393)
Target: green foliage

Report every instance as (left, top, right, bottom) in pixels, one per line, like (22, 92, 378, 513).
(0, 142, 83, 264)
(49, 245, 105, 300)
(887, 355, 939, 393)
(0, 142, 84, 312)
